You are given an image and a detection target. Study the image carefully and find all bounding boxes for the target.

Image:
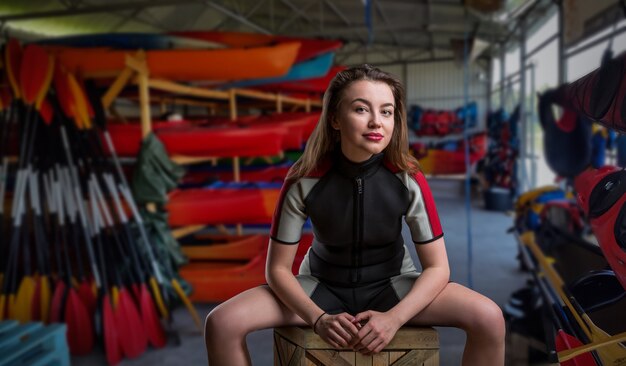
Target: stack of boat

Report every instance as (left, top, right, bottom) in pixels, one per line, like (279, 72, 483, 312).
(0, 30, 342, 363)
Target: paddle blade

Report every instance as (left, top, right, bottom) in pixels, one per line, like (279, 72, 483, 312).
(0, 294, 6, 321)
(171, 278, 201, 330)
(31, 277, 42, 321)
(19, 44, 51, 105)
(53, 65, 75, 119)
(5, 39, 22, 100)
(556, 330, 597, 366)
(39, 276, 51, 323)
(115, 289, 148, 358)
(65, 290, 94, 355)
(39, 98, 53, 125)
(15, 277, 36, 322)
(50, 281, 66, 323)
(149, 277, 169, 319)
(67, 73, 91, 129)
(77, 281, 97, 317)
(139, 284, 166, 348)
(103, 294, 123, 365)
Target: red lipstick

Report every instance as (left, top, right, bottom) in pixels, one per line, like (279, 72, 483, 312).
(363, 133, 383, 141)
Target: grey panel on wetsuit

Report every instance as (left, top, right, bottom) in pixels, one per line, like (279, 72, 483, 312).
(390, 271, 421, 300)
(396, 171, 436, 243)
(272, 177, 319, 244)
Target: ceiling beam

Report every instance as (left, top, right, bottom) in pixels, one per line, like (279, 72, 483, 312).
(277, 0, 318, 32)
(213, 0, 267, 30)
(374, 0, 400, 46)
(204, 1, 272, 34)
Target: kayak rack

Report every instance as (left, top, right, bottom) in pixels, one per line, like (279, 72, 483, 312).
(98, 51, 322, 236)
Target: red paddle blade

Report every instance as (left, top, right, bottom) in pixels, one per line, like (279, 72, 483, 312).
(19, 44, 51, 105)
(50, 281, 66, 323)
(140, 284, 166, 348)
(31, 278, 42, 320)
(556, 330, 597, 366)
(115, 289, 148, 358)
(5, 39, 22, 100)
(77, 281, 97, 317)
(39, 98, 53, 125)
(65, 290, 94, 355)
(104, 294, 123, 365)
(53, 64, 75, 119)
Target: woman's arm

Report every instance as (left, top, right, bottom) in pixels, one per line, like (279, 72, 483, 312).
(351, 237, 449, 353)
(265, 239, 359, 347)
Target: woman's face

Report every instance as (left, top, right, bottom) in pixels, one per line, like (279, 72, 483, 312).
(332, 80, 395, 162)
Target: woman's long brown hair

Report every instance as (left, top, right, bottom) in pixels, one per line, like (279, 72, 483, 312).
(287, 64, 419, 179)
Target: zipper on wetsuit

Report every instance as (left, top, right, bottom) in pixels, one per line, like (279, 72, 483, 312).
(352, 177, 363, 283)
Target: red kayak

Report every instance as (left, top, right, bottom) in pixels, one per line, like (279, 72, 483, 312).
(182, 165, 291, 185)
(167, 187, 279, 226)
(104, 112, 320, 157)
(171, 31, 342, 62)
(180, 234, 313, 302)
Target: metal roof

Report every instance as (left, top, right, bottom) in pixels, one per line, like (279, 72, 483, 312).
(0, 0, 557, 64)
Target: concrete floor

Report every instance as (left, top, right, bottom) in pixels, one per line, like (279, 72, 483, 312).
(72, 178, 528, 366)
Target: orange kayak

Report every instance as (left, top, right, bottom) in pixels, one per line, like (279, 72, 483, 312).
(171, 31, 342, 62)
(180, 234, 267, 261)
(180, 234, 313, 302)
(51, 42, 300, 81)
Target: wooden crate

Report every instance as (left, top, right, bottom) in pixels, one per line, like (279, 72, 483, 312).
(274, 326, 439, 366)
(0, 320, 69, 366)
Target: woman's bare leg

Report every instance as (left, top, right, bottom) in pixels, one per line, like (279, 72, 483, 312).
(407, 282, 506, 366)
(205, 285, 307, 366)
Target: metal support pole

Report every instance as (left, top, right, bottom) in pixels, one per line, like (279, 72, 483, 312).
(530, 63, 537, 188)
(519, 16, 528, 194)
(499, 43, 506, 109)
(557, 1, 567, 84)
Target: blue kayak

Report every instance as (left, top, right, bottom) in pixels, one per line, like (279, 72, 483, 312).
(36, 32, 223, 50)
(219, 52, 334, 89)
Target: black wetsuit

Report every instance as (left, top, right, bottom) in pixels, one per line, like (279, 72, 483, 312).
(270, 151, 444, 314)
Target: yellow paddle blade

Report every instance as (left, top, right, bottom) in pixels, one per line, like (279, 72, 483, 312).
(8, 294, 16, 320)
(40, 276, 51, 323)
(112, 286, 119, 308)
(67, 73, 91, 130)
(0, 294, 6, 321)
(171, 279, 201, 331)
(15, 277, 36, 322)
(149, 277, 169, 320)
(71, 277, 79, 289)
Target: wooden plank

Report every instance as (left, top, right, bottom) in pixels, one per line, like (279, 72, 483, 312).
(424, 351, 439, 366)
(171, 225, 206, 240)
(147, 78, 229, 100)
(372, 353, 388, 366)
(307, 350, 354, 366)
(138, 71, 152, 139)
(389, 352, 405, 364)
(234, 88, 278, 102)
(355, 352, 372, 366)
(102, 67, 134, 109)
(393, 349, 437, 366)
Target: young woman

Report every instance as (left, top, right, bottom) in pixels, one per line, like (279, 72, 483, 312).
(205, 65, 505, 365)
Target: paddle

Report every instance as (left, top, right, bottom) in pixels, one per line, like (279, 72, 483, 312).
(83, 80, 171, 319)
(56, 171, 94, 355)
(521, 231, 626, 364)
(103, 173, 166, 348)
(12, 43, 54, 321)
(91, 175, 148, 358)
(535, 275, 597, 366)
(0, 168, 27, 320)
(89, 182, 122, 365)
